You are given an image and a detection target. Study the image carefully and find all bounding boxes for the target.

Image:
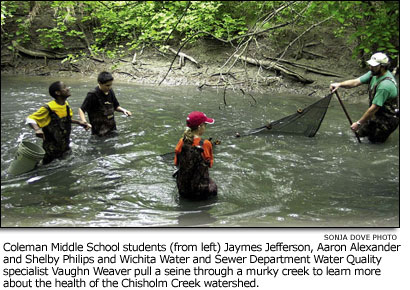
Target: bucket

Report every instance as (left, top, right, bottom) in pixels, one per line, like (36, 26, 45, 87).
(8, 141, 45, 175)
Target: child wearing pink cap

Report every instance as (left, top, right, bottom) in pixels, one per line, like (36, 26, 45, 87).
(174, 111, 217, 200)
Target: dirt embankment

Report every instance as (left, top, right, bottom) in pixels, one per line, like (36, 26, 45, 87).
(1, 24, 372, 101)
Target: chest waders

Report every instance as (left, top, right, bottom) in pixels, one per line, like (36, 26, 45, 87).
(175, 139, 217, 200)
(42, 105, 72, 164)
(89, 91, 116, 136)
(359, 77, 399, 143)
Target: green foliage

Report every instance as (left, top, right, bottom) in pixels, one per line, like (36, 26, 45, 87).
(79, 1, 249, 56)
(61, 53, 79, 64)
(15, 20, 31, 44)
(2, 1, 30, 42)
(1, 1, 399, 63)
(180, 1, 248, 41)
(309, 1, 399, 60)
(37, 25, 66, 50)
(1, 1, 24, 26)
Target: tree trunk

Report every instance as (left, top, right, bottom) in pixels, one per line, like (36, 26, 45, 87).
(236, 54, 314, 84)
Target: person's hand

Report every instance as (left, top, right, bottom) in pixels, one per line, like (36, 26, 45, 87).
(123, 110, 132, 116)
(79, 121, 92, 130)
(351, 121, 361, 132)
(330, 82, 341, 93)
(35, 128, 45, 140)
(210, 138, 221, 145)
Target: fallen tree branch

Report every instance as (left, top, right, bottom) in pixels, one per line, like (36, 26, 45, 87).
(198, 81, 246, 90)
(304, 41, 321, 47)
(168, 47, 200, 68)
(159, 32, 200, 86)
(1, 61, 14, 68)
(87, 55, 104, 63)
(264, 56, 344, 77)
(31, 65, 47, 72)
(117, 71, 137, 79)
(12, 40, 66, 59)
(210, 72, 237, 80)
(235, 54, 314, 84)
(302, 49, 327, 58)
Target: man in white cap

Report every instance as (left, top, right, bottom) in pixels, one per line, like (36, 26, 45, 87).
(330, 52, 398, 143)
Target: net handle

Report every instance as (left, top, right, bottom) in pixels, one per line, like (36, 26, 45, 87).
(334, 91, 361, 143)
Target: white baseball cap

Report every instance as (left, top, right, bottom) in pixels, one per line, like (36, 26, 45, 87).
(366, 52, 389, 67)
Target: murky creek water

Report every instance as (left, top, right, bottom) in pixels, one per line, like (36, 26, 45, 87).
(1, 76, 399, 227)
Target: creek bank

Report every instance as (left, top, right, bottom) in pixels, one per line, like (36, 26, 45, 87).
(1, 36, 371, 101)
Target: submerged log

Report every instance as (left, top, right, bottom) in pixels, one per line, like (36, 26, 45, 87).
(236, 54, 314, 84)
(12, 40, 66, 59)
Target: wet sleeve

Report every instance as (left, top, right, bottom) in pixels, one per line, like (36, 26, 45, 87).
(27, 106, 51, 128)
(202, 140, 214, 168)
(359, 71, 372, 84)
(174, 139, 184, 166)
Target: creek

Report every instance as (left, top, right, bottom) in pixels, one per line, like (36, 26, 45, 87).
(1, 75, 399, 227)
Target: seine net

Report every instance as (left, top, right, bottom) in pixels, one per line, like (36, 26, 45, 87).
(162, 93, 333, 161)
(245, 93, 333, 137)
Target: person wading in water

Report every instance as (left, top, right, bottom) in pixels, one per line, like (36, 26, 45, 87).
(330, 52, 399, 143)
(174, 111, 218, 200)
(79, 71, 132, 137)
(26, 81, 91, 164)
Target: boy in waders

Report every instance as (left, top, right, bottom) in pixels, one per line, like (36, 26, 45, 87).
(26, 81, 91, 164)
(174, 111, 218, 200)
(78, 71, 132, 137)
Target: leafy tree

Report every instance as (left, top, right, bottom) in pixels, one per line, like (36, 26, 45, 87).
(1, 1, 399, 64)
(308, 1, 399, 61)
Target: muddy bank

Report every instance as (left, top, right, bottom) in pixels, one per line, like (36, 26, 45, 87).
(1, 34, 372, 101)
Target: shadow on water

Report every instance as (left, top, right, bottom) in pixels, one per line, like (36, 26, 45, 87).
(174, 196, 218, 227)
(1, 76, 399, 227)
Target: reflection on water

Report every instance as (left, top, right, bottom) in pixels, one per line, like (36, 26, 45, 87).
(1, 76, 399, 227)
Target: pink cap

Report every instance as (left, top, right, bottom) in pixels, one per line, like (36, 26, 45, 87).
(186, 111, 215, 128)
